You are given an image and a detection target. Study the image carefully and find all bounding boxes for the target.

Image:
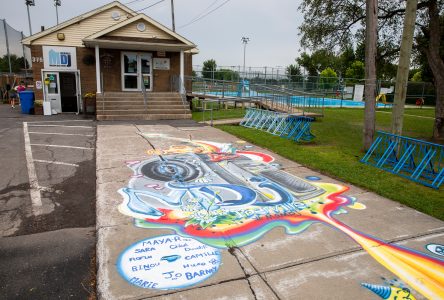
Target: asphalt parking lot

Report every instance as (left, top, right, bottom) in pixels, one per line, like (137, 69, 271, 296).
(0, 106, 97, 299)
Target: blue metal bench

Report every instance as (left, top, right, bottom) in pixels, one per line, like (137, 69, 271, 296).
(240, 109, 315, 142)
(361, 131, 444, 189)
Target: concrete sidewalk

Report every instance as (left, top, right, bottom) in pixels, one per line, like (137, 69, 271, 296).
(96, 120, 444, 300)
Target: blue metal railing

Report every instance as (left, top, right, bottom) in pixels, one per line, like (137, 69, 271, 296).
(361, 131, 444, 189)
(186, 76, 325, 117)
(240, 108, 315, 142)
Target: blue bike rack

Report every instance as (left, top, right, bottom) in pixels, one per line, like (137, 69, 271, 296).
(361, 131, 444, 189)
(240, 109, 315, 142)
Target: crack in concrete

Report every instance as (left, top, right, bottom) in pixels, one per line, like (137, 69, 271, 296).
(136, 275, 248, 300)
(257, 228, 444, 276)
(235, 246, 282, 300)
(228, 247, 258, 300)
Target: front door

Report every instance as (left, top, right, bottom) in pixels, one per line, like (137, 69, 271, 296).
(121, 52, 152, 91)
(60, 72, 78, 112)
(43, 72, 61, 113)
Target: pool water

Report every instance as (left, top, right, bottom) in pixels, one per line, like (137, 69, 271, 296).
(200, 91, 391, 108)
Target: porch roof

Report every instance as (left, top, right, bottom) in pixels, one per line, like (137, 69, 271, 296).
(83, 37, 196, 52)
(82, 13, 197, 52)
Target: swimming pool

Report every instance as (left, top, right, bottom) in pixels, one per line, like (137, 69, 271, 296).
(198, 92, 391, 108)
(291, 96, 392, 108)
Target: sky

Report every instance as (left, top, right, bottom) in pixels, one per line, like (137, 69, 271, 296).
(0, 0, 304, 69)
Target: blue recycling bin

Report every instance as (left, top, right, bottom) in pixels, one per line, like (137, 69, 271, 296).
(19, 91, 35, 114)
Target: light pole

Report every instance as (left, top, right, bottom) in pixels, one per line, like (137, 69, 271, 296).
(25, 0, 35, 35)
(54, 0, 61, 25)
(170, 0, 175, 32)
(241, 37, 249, 92)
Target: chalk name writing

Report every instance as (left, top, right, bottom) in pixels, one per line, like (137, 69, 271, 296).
(129, 255, 153, 262)
(185, 267, 218, 280)
(135, 247, 156, 253)
(185, 251, 219, 260)
(129, 277, 158, 288)
(131, 263, 160, 272)
(142, 236, 184, 246)
(117, 235, 221, 290)
(185, 245, 207, 251)
(170, 243, 188, 249)
(183, 262, 206, 269)
(163, 271, 183, 280)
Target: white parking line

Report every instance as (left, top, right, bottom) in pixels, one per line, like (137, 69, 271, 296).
(28, 124, 94, 128)
(28, 132, 95, 137)
(26, 120, 93, 123)
(30, 144, 95, 150)
(34, 159, 79, 167)
(23, 122, 43, 216)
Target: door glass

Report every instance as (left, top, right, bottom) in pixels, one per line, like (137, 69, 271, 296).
(124, 53, 137, 74)
(142, 74, 150, 90)
(140, 54, 151, 90)
(124, 76, 138, 89)
(46, 73, 58, 94)
(141, 55, 151, 74)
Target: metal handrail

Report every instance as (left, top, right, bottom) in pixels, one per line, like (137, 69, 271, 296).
(141, 75, 148, 110)
(186, 76, 325, 117)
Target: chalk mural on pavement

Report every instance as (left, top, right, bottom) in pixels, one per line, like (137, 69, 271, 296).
(117, 234, 221, 290)
(426, 243, 444, 257)
(116, 134, 444, 298)
(362, 278, 416, 300)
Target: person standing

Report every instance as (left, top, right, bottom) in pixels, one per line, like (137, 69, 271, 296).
(9, 86, 17, 108)
(15, 81, 26, 106)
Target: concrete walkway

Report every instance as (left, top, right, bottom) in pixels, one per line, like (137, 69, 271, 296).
(96, 120, 444, 300)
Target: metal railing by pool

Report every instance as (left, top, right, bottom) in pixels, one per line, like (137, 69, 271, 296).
(186, 76, 325, 117)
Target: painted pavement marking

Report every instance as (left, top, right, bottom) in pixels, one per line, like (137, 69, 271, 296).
(28, 132, 95, 137)
(30, 144, 94, 150)
(28, 124, 94, 129)
(23, 122, 43, 216)
(34, 159, 79, 167)
(26, 120, 93, 123)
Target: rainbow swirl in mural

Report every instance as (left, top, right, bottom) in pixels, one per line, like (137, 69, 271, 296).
(118, 134, 444, 298)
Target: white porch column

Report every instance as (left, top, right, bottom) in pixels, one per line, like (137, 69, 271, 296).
(95, 45, 101, 94)
(180, 50, 184, 93)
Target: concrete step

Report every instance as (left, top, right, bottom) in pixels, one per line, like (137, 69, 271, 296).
(96, 104, 187, 109)
(102, 92, 180, 98)
(96, 109, 191, 115)
(97, 99, 184, 104)
(97, 114, 192, 121)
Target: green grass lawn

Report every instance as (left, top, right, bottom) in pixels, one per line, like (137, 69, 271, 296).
(205, 107, 443, 221)
(192, 108, 245, 122)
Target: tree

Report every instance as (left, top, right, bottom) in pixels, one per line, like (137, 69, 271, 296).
(319, 67, 338, 90)
(411, 70, 423, 81)
(0, 55, 28, 73)
(296, 50, 338, 76)
(215, 69, 240, 81)
(337, 46, 356, 77)
(286, 64, 302, 82)
(345, 61, 365, 83)
(364, 0, 378, 150)
(202, 59, 217, 79)
(298, 0, 444, 140)
(392, 0, 418, 136)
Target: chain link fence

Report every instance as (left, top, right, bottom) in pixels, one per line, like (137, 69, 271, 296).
(193, 65, 436, 106)
(0, 19, 32, 101)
